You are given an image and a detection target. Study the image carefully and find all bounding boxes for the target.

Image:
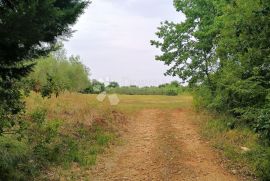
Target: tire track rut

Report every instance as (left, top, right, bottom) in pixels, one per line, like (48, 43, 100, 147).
(90, 109, 240, 181)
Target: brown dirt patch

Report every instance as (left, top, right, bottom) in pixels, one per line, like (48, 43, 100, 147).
(89, 109, 242, 181)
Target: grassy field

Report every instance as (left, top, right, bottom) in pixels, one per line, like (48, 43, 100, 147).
(26, 92, 193, 118)
(23, 93, 193, 179)
(14, 93, 126, 180)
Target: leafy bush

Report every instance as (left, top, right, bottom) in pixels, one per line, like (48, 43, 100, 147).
(254, 108, 270, 139)
(30, 108, 47, 125)
(165, 87, 179, 96)
(27, 50, 91, 95)
(249, 147, 270, 180)
(201, 117, 270, 180)
(0, 137, 29, 181)
(81, 79, 105, 94)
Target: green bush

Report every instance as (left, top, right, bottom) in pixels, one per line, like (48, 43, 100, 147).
(28, 109, 63, 168)
(81, 79, 105, 94)
(254, 108, 270, 139)
(30, 108, 47, 125)
(0, 137, 30, 180)
(165, 88, 179, 96)
(27, 51, 91, 94)
(0, 106, 117, 179)
(247, 146, 270, 180)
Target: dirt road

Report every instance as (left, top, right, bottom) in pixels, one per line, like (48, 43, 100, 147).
(90, 108, 240, 181)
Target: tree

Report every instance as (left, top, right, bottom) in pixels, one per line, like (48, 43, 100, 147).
(0, 0, 90, 133)
(154, 0, 270, 140)
(91, 80, 105, 94)
(107, 81, 120, 89)
(28, 50, 91, 95)
(213, 0, 270, 118)
(151, 0, 225, 93)
(170, 81, 180, 88)
(40, 73, 61, 98)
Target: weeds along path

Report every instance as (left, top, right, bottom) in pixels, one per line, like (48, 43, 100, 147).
(90, 106, 241, 181)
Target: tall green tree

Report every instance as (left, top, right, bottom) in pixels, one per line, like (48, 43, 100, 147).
(151, 0, 224, 92)
(28, 51, 91, 97)
(107, 82, 120, 89)
(153, 0, 270, 138)
(214, 0, 270, 119)
(0, 0, 90, 133)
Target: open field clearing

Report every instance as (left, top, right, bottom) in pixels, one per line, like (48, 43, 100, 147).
(25, 93, 252, 180)
(2, 1, 270, 180)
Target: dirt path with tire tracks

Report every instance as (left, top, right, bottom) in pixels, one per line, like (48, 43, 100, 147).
(90, 108, 241, 181)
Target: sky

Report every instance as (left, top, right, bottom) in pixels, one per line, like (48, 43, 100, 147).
(64, 0, 185, 86)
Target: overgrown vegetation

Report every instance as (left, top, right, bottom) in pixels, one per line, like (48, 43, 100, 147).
(26, 49, 91, 97)
(0, 1, 97, 179)
(198, 114, 270, 180)
(107, 86, 177, 96)
(1, 0, 270, 179)
(0, 93, 122, 180)
(81, 79, 106, 94)
(0, 0, 90, 134)
(152, 0, 270, 179)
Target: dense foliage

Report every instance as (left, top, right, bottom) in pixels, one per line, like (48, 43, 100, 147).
(0, 0, 90, 133)
(153, 0, 270, 179)
(152, 0, 270, 138)
(0, 106, 115, 180)
(82, 79, 106, 94)
(27, 50, 91, 97)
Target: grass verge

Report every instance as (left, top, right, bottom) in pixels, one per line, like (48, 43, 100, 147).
(197, 112, 270, 180)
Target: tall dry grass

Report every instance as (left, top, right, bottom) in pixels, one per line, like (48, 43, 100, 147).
(25, 92, 115, 126)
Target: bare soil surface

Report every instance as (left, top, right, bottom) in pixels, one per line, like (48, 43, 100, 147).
(90, 108, 241, 181)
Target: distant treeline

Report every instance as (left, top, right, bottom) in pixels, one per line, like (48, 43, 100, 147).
(80, 81, 184, 96)
(25, 52, 184, 97)
(106, 83, 183, 96)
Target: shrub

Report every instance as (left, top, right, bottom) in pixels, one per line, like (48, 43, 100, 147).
(30, 108, 47, 125)
(165, 88, 178, 96)
(0, 137, 29, 180)
(254, 108, 270, 139)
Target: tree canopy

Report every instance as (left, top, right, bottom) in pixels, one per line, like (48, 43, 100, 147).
(27, 50, 91, 97)
(152, 0, 270, 138)
(0, 0, 90, 79)
(0, 0, 90, 133)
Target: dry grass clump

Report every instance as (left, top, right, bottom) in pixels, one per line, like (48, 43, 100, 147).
(25, 92, 120, 126)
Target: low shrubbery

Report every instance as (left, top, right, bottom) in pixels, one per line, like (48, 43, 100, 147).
(200, 115, 270, 180)
(194, 86, 270, 180)
(0, 103, 118, 180)
(194, 84, 270, 140)
(0, 137, 29, 180)
(81, 79, 106, 94)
